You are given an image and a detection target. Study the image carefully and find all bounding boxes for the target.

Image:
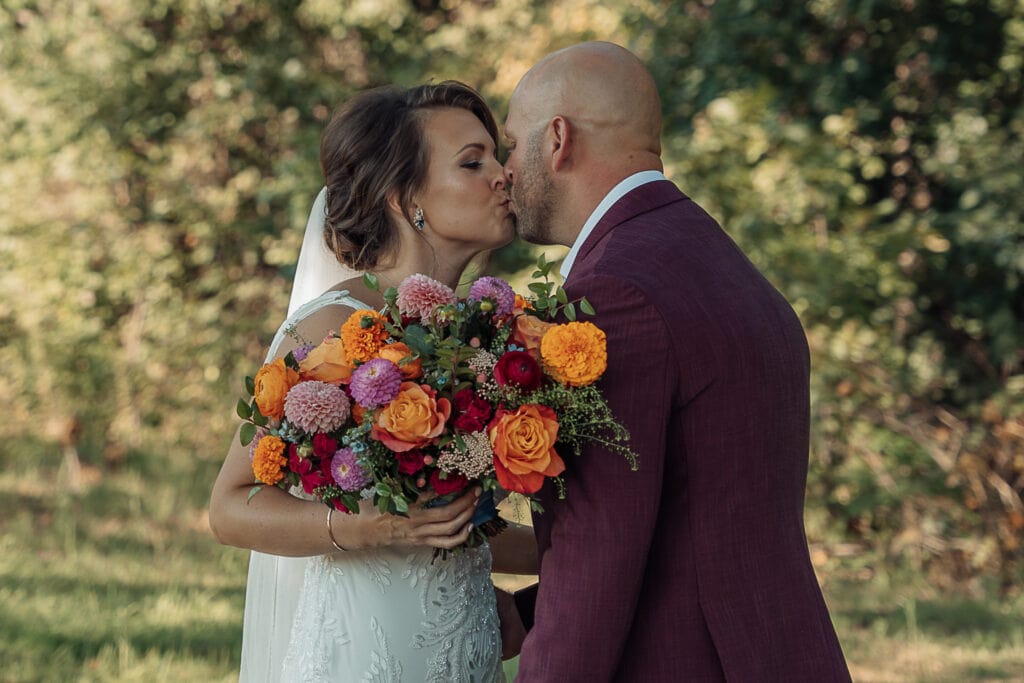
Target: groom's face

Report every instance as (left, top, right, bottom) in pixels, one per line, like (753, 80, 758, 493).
(503, 112, 557, 245)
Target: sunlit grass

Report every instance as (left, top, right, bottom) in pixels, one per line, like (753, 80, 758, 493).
(1, 444, 1022, 682)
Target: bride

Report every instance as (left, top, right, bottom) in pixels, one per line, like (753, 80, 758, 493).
(209, 81, 535, 682)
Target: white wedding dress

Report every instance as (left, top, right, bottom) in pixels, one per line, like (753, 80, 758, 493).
(237, 189, 504, 682)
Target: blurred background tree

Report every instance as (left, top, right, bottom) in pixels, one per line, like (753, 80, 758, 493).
(1, 0, 1020, 601)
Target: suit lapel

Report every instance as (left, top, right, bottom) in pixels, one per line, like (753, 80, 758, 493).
(569, 180, 687, 281)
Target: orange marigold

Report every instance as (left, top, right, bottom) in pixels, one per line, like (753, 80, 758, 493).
(341, 309, 389, 363)
(252, 435, 287, 485)
(540, 321, 608, 387)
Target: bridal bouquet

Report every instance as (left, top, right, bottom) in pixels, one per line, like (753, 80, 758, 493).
(236, 255, 637, 553)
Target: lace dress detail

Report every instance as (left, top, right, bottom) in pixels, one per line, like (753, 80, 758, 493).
(246, 291, 504, 683)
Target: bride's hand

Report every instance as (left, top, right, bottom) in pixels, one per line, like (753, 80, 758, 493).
(363, 487, 480, 550)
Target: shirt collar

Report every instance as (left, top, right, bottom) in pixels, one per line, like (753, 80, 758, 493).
(559, 170, 667, 280)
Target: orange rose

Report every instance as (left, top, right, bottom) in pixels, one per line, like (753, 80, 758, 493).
(253, 358, 299, 420)
(376, 342, 422, 380)
(371, 382, 452, 452)
(511, 314, 556, 360)
(540, 321, 607, 387)
(299, 337, 352, 385)
(488, 404, 565, 494)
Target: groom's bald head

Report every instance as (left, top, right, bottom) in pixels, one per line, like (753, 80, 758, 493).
(503, 41, 663, 246)
(509, 41, 662, 159)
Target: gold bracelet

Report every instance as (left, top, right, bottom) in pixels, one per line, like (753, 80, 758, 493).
(326, 506, 348, 552)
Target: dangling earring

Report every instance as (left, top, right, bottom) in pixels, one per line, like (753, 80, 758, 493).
(413, 207, 425, 231)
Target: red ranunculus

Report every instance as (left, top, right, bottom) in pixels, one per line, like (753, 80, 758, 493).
(312, 433, 338, 458)
(493, 350, 543, 392)
(396, 449, 426, 475)
(300, 455, 332, 494)
(429, 469, 469, 496)
(452, 387, 493, 432)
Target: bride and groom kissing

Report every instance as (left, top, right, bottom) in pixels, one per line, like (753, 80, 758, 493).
(210, 41, 852, 681)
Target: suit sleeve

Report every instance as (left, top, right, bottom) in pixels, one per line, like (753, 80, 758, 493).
(516, 275, 675, 681)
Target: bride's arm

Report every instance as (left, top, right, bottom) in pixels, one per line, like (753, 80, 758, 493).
(208, 306, 478, 557)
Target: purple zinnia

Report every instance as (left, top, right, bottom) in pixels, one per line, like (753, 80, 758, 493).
(283, 380, 351, 433)
(468, 276, 515, 317)
(291, 343, 315, 363)
(331, 447, 372, 492)
(349, 358, 403, 408)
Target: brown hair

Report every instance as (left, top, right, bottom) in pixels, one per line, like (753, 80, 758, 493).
(319, 81, 498, 270)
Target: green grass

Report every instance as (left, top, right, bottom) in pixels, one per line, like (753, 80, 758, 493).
(2, 446, 1022, 682)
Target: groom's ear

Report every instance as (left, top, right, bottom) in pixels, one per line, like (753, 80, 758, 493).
(548, 116, 573, 172)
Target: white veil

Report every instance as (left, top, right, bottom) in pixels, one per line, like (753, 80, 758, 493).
(238, 187, 359, 682)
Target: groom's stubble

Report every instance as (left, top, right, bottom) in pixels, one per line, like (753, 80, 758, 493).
(510, 129, 560, 246)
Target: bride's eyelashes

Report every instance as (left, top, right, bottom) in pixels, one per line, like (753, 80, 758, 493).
(460, 160, 483, 170)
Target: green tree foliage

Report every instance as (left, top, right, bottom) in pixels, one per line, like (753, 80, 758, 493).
(1, 0, 1020, 591)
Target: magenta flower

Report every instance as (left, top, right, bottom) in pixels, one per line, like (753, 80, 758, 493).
(349, 358, 403, 408)
(331, 447, 372, 492)
(468, 276, 515, 317)
(283, 381, 351, 433)
(396, 274, 456, 321)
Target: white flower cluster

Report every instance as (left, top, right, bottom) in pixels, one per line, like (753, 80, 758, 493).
(437, 431, 495, 479)
(468, 349, 498, 374)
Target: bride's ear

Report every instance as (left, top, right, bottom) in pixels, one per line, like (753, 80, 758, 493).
(385, 191, 411, 224)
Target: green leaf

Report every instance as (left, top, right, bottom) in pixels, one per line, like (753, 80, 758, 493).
(376, 481, 393, 497)
(240, 422, 257, 446)
(393, 496, 409, 513)
(251, 403, 268, 427)
(402, 324, 434, 357)
(236, 398, 252, 420)
(247, 485, 262, 503)
(564, 303, 577, 321)
(579, 297, 596, 316)
(245, 375, 255, 396)
(527, 282, 549, 296)
(556, 287, 568, 304)
(363, 273, 379, 291)
(378, 495, 390, 515)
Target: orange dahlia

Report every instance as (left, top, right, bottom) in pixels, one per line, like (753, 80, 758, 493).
(252, 435, 287, 485)
(340, 309, 389, 363)
(540, 321, 608, 387)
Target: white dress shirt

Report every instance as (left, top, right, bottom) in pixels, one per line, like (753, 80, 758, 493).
(559, 170, 667, 280)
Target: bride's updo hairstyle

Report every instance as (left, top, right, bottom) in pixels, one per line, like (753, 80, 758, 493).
(319, 81, 499, 270)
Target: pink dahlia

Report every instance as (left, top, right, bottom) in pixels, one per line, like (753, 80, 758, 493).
(283, 380, 351, 433)
(331, 447, 372, 491)
(396, 274, 456, 321)
(468, 276, 515, 317)
(349, 358, 403, 408)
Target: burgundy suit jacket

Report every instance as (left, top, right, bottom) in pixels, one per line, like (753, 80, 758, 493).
(515, 181, 850, 682)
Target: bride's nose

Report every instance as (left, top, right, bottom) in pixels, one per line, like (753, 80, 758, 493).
(491, 170, 506, 193)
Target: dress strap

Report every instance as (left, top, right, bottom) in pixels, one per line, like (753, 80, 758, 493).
(264, 290, 368, 363)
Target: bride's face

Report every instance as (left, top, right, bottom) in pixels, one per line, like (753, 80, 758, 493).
(415, 107, 513, 252)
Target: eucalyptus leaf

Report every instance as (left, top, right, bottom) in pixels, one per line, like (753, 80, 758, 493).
(363, 273, 379, 291)
(580, 298, 596, 315)
(247, 486, 262, 503)
(564, 303, 577, 321)
(245, 376, 255, 396)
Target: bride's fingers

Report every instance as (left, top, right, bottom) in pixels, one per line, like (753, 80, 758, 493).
(423, 521, 473, 550)
(410, 503, 476, 540)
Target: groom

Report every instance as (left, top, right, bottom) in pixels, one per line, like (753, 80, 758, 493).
(501, 42, 851, 681)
